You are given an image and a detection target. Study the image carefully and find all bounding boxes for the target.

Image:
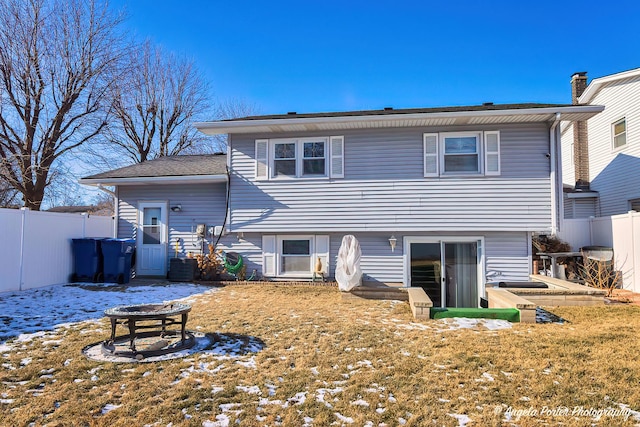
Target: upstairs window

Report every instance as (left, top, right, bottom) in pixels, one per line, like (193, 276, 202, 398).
(274, 142, 296, 177)
(255, 136, 344, 180)
(613, 118, 626, 150)
(424, 131, 500, 177)
(443, 134, 480, 173)
(303, 141, 326, 175)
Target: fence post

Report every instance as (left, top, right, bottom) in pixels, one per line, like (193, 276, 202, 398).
(82, 213, 87, 238)
(629, 211, 637, 292)
(18, 207, 28, 291)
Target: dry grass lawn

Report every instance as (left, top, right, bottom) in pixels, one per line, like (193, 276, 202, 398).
(1, 284, 640, 426)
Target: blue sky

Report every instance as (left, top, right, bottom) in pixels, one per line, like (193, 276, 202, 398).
(113, 0, 639, 116)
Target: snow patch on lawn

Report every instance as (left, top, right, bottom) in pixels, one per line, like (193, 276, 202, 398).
(0, 282, 217, 343)
(448, 413, 473, 426)
(100, 403, 121, 415)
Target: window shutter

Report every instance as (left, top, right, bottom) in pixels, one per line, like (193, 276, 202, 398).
(255, 139, 269, 179)
(423, 133, 439, 177)
(484, 131, 500, 176)
(262, 235, 276, 277)
(314, 235, 330, 275)
(329, 136, 344, 178)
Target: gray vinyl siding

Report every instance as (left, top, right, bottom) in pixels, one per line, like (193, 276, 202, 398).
(253, 231, 530, 285)
(563, 196, 597, 219)
(117, 183, 232, 270)
(563, 195, 574, 219)
(229, 124, 553, 233)
(575, 199, 597, 218)
(330, 233, 402, 284)
(484, 232, 530, 281)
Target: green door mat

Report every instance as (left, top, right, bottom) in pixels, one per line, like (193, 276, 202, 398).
(430, 307, 520, 322)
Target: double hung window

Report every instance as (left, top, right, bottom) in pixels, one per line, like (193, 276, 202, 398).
(274, 143, 297, 177)
(423, 131, 500, 177)
(281, 239, 311, 273)
(262, 235, 330, 278)
(613, 118, 626, 150)
(443, 134, 480, 173)
(255, 136, 344, 180)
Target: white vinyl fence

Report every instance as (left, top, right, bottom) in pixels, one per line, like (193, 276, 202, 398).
(0, 208, 115, 293)
(559, 212, 640, 293)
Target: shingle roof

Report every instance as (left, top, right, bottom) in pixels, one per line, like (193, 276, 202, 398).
(83, 154, 227, 180)
(223, 103, 574, 122)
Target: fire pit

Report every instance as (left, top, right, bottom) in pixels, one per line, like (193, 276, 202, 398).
(102, 303, 195, 358)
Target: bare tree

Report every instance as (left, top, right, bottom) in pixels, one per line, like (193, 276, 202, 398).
(210, 97, 260, 153)
(0, 0, 125, 210)
(100, 40, 212, 164)
(0, 175, 19, 207)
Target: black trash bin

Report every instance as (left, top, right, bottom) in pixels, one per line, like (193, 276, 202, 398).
(71, 238, 104, 282)
(102, 238, 136, 284)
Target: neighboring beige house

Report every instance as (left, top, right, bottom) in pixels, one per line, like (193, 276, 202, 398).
(562, 68, 640, 218)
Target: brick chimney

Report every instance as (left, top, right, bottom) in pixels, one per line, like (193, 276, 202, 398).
(571, 72, 590, 190)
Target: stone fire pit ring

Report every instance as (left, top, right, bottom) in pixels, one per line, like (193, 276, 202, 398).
(102, 302, 195, 359)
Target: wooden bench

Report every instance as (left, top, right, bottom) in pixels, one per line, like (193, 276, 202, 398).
(407, 287, 433, 319)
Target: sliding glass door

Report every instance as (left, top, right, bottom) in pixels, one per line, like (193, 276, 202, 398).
(408, 238, 481, 308)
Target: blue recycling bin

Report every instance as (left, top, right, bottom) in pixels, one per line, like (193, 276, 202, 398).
(101, 238, 136, 284)
(71, 238, 104, 282)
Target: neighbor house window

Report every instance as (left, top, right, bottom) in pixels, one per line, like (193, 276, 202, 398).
(423, 131, 500, 177)
(255, 136, 344, 180)
(630, 199, 640, 212)
(613, 118, 626, 149)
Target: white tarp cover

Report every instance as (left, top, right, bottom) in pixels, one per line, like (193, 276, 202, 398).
(335, 235, 363, 291)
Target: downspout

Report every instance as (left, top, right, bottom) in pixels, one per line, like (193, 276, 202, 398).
(550, 112, 562, 235)
(18, 207, 27, 291)
(213, 140, 232, 248)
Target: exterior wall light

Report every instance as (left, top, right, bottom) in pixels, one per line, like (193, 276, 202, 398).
(389, 235, 397, 252)
(170, 205, 182, 212)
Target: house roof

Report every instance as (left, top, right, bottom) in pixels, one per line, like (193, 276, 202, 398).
(579, 68, 640, 104)
(195, 103, 604, 135)
(47, 205, 114, 216)
(79, 154, 228, 186)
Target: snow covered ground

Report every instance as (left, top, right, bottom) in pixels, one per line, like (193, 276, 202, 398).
(0, 282, 216, 342)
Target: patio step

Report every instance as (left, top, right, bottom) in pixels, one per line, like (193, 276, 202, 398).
(342, 285, 408, 301)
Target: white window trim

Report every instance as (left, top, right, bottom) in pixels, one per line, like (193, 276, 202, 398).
(277, 235, 314, 276)
(270, 137, 329, 179)
(423, 131, 501, 177)
(260, 235, 330, 278)
(255, 136, 345, 180)
(612, 117, 627, 152)
(440, 131, 483, 175)
(402, 235, 485, 306)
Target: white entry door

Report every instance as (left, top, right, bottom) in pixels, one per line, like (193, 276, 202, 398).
(137, 202, 168, 276)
